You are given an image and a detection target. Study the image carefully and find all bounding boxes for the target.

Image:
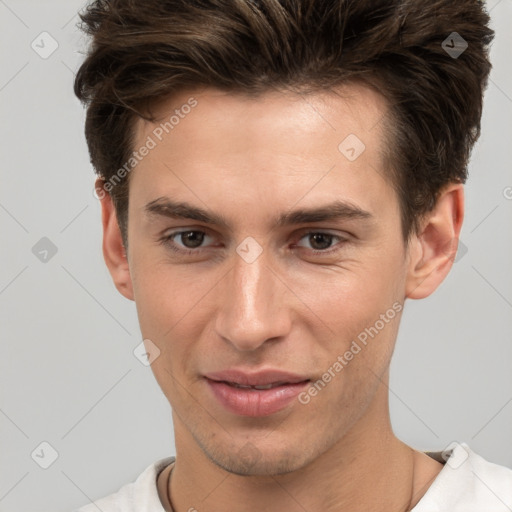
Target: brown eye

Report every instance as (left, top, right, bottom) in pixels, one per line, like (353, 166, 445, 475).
(307, 233, 334, 251)
(160, 229, 214, 254)
(178, 231, 205, 248)
(295, 232, 344, 253)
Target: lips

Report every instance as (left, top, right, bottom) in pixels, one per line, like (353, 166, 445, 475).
(205, 369, 309, 387)
(223, 381, 291, 390)
(204, 369, 310, 416)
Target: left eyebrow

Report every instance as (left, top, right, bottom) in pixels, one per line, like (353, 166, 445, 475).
(275, 200, 373, 227)
(143, 197, 373, 229)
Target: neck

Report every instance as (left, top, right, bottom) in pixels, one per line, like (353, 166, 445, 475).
(164, 377, 421, 512)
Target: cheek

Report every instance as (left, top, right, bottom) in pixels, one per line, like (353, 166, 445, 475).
(130, 258, 217, 378)
(131, 256, 197, 332)
(302, 302, 402, 427)
(304, 257, 404, 331)
(298, 252, 405, 380)
(130, 261, 192, 380)
(130, 262, 203, 407)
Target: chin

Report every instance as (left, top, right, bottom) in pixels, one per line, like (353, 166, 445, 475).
(198, 436, 317, 476)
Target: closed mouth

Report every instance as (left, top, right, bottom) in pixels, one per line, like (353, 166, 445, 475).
(220, 380, 309, 390)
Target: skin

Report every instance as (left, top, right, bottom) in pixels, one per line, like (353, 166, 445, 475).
(99, 83, 463, 512)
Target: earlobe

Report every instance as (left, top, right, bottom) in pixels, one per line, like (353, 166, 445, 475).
(405, 184, 464, 300)
(97, 178, 134, 301)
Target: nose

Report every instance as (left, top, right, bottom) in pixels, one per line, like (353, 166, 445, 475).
(214, 244, 292, 352)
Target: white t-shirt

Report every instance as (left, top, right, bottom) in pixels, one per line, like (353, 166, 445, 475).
(74, 442, 512, 511)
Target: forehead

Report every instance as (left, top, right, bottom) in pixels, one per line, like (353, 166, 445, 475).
(134, 83, 388, 154)
(129, 83, 396, 225)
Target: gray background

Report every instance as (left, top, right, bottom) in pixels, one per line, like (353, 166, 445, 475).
(0, 0, 511, 511)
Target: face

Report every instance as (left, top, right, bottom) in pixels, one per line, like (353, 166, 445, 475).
(123, 84, 411, 475)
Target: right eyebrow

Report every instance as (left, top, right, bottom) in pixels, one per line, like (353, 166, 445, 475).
(144, 197, 231, 229)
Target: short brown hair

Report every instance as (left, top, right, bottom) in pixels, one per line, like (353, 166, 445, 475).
(74, 0, 494, 245)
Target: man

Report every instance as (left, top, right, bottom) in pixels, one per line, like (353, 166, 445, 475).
(73, 0, 511, 510)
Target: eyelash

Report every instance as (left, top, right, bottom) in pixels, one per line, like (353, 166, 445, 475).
(158, 229, 347, 256)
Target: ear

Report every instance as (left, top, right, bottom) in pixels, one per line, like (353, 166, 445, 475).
(405, 184, 464, 299)
(96, 178, 134, 301)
